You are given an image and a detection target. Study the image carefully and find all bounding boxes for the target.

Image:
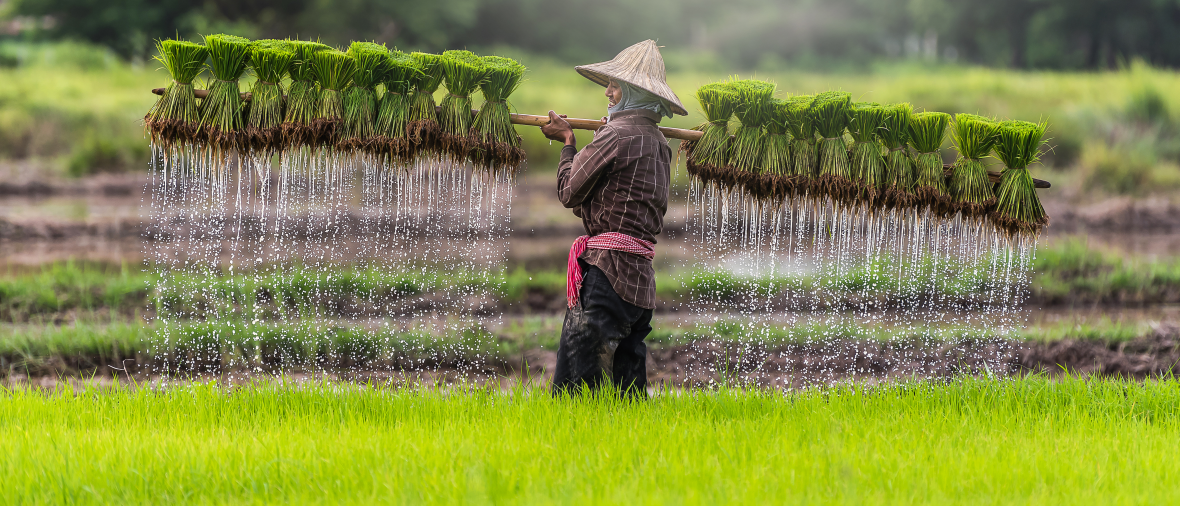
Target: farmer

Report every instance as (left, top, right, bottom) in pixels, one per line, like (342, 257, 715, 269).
(540, 40, 688, 397)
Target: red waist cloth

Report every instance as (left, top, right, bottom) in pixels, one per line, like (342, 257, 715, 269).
(566, 232, 655, 308)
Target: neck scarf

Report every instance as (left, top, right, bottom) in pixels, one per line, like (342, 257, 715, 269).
(607, 81, 672, 119)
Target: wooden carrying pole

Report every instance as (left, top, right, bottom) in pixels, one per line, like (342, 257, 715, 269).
(151, 87, 1050, 188)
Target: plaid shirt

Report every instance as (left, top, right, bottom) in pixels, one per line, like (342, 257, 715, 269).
(558, 109, 671, 310)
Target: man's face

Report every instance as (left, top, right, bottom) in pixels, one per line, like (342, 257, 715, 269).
(606, 81, 622, 108)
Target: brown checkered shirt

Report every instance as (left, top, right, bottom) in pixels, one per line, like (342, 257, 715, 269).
(557, 109, 671, 310)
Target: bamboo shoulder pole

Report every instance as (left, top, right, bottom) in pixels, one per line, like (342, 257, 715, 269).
(150, 87, 1050, 188)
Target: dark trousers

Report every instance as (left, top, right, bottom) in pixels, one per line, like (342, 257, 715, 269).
(551, 262, 653, 397)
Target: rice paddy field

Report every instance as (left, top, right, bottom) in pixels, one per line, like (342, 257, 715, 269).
(3, 42, 1180, 503)
(3, 377, 1179, 504)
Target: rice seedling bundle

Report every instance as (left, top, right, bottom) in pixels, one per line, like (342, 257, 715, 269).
(282, 40, 330, 148)
(991, 120, 1049, 235)
(340, 42, 391, 152)
(438, 50, 488, 161)
(245, 39, 294, 154)
(785, 95, 816, 192)
(146, 39, 208, 150)
(310, 49, 356, 148)
(197, 34, 252, 151)
(810, 91, 854, 202)
(727, 79, 776, 195)
(684, 82, 738, 185)
(373, 50, 421, 162)
(907, 111, 952, 211)
(407, 52, 445, 155)
(949, 114, 1000, 216)
(471, 55, 527, 175)
(880, 103, 916, 207)
(761, 98, 793, 199)
(847, 102, 888, 206)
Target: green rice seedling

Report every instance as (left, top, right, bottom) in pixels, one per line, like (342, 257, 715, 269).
(438, 50, 488, 161)
(684, 81, 738, 186)
(848, 102, 888, 207)
(146, 39, 208, 150)
(907, 111, 952, 212)
(785, 95, 816, 193)
(197, 34, 252, 152)
(373, 50, 422, 163)
(880, 103, 916, 208)
(310, 49, 356, 148)
(244, 39, 293, 154)
(339, 42, 391, 152)
(950, 113, 1001, 216)
(471, 55, 527, 175)
(407, 52, 445, 155)
(281, 40, 330, 149)
(727, 79, 776, 196)
(991, 120, 1050, 235)
(761, 98, 793, 200)
(810, 91, 854, 202)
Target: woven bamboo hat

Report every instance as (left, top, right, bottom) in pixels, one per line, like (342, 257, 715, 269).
(575, 39, 688, 116)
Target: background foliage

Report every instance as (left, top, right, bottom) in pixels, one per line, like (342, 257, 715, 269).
(8, 0, 1180, 70)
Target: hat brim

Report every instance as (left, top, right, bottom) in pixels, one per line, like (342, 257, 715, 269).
(575, 66, 689, 116)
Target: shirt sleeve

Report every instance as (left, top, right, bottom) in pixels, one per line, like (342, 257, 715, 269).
(557, 126, 619, 209)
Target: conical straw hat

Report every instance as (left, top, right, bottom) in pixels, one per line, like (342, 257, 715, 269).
(575, 40, 688, 116)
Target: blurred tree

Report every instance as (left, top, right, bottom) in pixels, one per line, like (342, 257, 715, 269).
(11, 0, 193, 59)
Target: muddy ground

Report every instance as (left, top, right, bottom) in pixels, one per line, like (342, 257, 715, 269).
(7, 324, 1178, 389)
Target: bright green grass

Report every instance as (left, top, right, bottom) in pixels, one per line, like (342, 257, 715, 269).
(1, 377, 1178, 504)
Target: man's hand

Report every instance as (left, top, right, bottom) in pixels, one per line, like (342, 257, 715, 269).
(541, 110, 576, 146)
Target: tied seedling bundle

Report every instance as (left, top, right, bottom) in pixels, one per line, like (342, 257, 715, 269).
(310, 49, 356, 148)
(146, 39, 208, 150)
(684, 82, 738, 185)
(848, 102, 887, 207)
(761, 98, 793, 199)
(245, 39, 294, 154)
(407, 52, 445, 155)
(908, 111, 952, 212)
(471, 55, 527, 175)
(340, 42, 391, 152)
(785, 95, 816, 193)
(880, 103, 916, 207)
(991, 120, 1049, 235)
(282, 40, 330, 148)
(727, 79, 776, 197)
(810, 91, 853, 202)
(197, 34, 252, 152)
(438, 50, 487, 161)
(373, 50, 421, 163)
(950, 114, 1000, 216)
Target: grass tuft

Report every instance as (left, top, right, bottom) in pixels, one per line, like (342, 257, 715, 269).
(848, 102, 888, 206)
(810, 90, 853, 202)
(727, 79, 776, 195)
(245, 39, 293, 154)
(407, 52, 444, 155)
(309, 48, 356, 148)
(340, 42, 390, 151)
(373, 50, 422, 162)
(880, 103, 916, 207)
(145, 39, 207, 149)
(197, 34, 251, 152)
(950, 113, 1000, 215)
(471, 55, 527, 175)
(991, 119, 1050, 235)
(281, 40, 330, 148)
(684, 81, 739, 185)
(438, 50, 487, 161)
(907, 111, 952, 211)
